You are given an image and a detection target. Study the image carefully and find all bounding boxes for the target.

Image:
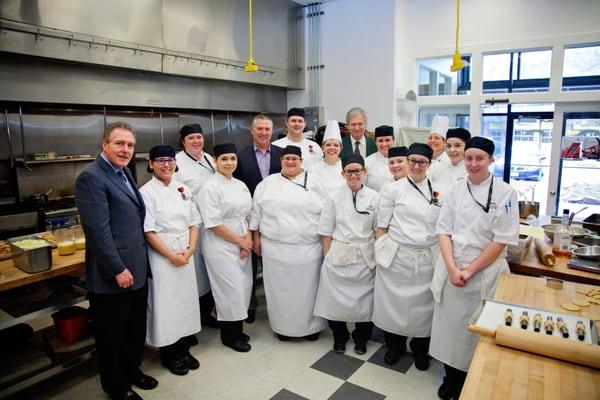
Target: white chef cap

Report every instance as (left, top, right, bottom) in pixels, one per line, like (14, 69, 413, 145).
(322, 120, 342, 143)
(430, 115, 449, 139)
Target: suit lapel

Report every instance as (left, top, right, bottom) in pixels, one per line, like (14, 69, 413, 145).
(98, 157, 142, 206)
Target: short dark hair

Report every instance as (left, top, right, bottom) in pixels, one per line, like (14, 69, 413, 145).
(102, 122, 135, 143)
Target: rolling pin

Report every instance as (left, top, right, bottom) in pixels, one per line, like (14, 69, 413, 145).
(495, 324, 600, 369)
(533, 238, 556, 267)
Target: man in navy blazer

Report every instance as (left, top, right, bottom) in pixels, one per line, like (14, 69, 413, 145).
(75, 122, 157, 400)
(233, 114, 282, 322)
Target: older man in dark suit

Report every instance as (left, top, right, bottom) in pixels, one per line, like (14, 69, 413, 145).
(234, 114, 283, 322)
(75, 122, 157, 400)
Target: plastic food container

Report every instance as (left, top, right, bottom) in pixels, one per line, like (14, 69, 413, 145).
(52, 306, 88, 344)
(8, 234, 52, 273)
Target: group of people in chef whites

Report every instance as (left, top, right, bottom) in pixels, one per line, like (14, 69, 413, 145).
(76, 107, 519, 400)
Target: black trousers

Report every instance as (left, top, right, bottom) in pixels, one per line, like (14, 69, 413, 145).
(383, 331, 430, 356)
(220, 320, 244, 345)
(89, 284, 148, 397)
(199, 291, 216, 321)
(328, 320, 373, 345)
(159, 337, 190, 367)
(443, 364, 467, 397)
(248, 253, 260, 311)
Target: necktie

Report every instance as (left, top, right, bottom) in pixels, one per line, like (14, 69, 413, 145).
(117, 170, 137, 198)
(354, 140, 360, 155)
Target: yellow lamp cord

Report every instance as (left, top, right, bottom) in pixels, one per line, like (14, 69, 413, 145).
(450, 0, 464, 71)
(245, 0, 259, 72)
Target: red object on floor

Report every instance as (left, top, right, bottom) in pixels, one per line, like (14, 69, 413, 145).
(52, 306, 88, 343)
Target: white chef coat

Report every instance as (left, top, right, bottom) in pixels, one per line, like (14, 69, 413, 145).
(373, 177, 441, 337)
(365, 152, 393, 192)
(272, 136, 324, 168)
(173, 150, 216, 297)
(308, 159, 345, 195)
(140, 177, 201, 347)
(432, 159, 467, 197)
(198, 173, 253, 321)
(313, 185, 379, 322)
(427, 151, 451, 183)
(429, 174, 519, 371)
(250, 171, 327, 336)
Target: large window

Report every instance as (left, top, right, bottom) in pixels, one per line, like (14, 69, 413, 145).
(483, 49, 551, 93)
(562, 44, 600, 91)
(417, 105, 469, 129)
(417, 56, 471, 96)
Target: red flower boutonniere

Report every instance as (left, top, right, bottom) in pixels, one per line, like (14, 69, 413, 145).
(308, 144, 315, 153)
(432, 191, 441, 206)
(178, 186, 188, 201)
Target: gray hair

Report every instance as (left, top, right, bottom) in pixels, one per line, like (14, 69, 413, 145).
(251, 114, 273, 129)
(345, 107, 367, 124)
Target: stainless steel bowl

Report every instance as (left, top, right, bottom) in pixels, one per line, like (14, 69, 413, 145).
(572, 246, 600, 260)
(542, 224, 592, 240)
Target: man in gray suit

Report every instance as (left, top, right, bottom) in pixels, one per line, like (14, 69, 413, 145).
(75, 122, 158, 400)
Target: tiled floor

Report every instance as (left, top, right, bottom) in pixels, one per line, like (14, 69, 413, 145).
(15, 296, 444, 400)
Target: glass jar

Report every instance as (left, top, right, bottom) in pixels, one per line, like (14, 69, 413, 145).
(72, 225, 86, 250)
(55, 227, 76, 256)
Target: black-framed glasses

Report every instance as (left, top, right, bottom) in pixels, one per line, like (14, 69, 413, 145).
(407, 158, 429, 167)
(153, 157, 176, 165)
(343, 168, 365, 176)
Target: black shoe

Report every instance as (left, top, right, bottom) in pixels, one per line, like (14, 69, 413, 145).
(277, 334, 291, 341)
(384, 349, 401, 365)
(333, 342, 346, 354)
(131, 374, 158, 390)
(246, 309, 256, 324)
(437, 383, 454, 400)
(182, 354, 200, 370)
(165, 359, 189, 376)
(354, 343, 367, 355)
(110, 389, 143, 400)
(224, 339, 251, 352)
(187, 335, 199, 346)
(239, 333, 250, 342)
(414, 354, 430, 371)
(306, 332, 320, 341)
(203, 315, 220, 329)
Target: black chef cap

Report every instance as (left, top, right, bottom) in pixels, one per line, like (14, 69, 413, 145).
(375, 125, 394, 138)
(388, 146, 408, 158)
(342, 154, 365, 168)
(213, 143, 237, 158)
(408, 143, 433, 160)
(148, 145, 178, 173)
(282, 145, 302, 157)
(446, 128, 471, 143)
(180, 123, 203, 138)
(465, 136, 495, 156)
(287, 107, 305, 119)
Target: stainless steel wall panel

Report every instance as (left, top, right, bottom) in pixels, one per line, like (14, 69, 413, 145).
(160, 113, 180, 149)
(16, 160, 93, 200)
(105, 112, 162, 154)
(228, 113, 255, 151)
(0, 0, 163, 47)
(177, 113, 213, 152)
(211, 113, 230, 149)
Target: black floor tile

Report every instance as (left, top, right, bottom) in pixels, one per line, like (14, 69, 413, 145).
(311, 350, 365, 380)
(270, 389, 310, 400)
(367, 345, 414, 373)
(370, 326, 384, 344)
(328, 382, 386, 400)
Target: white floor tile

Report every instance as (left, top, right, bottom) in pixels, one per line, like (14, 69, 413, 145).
(285, 368, 345, 400)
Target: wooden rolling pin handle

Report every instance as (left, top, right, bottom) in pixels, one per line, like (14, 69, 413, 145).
(495, 325, 600, 369)
(467, 324, 497, 338)
(533, 238, 557, 267)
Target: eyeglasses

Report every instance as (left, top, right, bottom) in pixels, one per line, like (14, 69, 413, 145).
(153, 157, 176, 165)
(408, 159, 429, 167)
(343, 168, 365, 176)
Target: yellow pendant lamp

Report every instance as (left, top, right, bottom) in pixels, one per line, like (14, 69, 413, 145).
(244, 0, 259, 72)
(450, 0, 465, 72)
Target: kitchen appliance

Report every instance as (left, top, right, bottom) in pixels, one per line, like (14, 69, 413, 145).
(41, 199, 80, 231)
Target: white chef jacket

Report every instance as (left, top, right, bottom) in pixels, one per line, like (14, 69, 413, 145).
(250, 171, 327, 336)
(373, 177, 441, 337)
(429, 174, 519, 371)
(313, 184, 379, 322)
(432, 159, 467, 197)
(308, 160, 345, 196)
(427, 151, 451, 183)
(365, 152, 393, 192)
(198, 173, 253, 321)
(173, 150, 216, 297)
(272, 136, 324, 168)
(140, 177, 201, 347)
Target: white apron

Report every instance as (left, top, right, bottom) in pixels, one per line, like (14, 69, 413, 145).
(429, 175, 519, 371)
(373, 177, 441, 337)
(198, 174, 253, 321)
(365, 152, 393, 192)
(313, 185, 379, 322)
(174, 150, 216, 297)
(250, 172, 328, 336)
(140, 178, 201, 347)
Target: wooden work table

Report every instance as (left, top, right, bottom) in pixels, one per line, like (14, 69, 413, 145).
(0, 250, 85, 292)
(509, 241, 600, 286)
(461, 273, 600, 400)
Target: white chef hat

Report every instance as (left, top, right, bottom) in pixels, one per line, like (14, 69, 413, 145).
(430, 115, 449, 139)
(322, 120, 342, 143)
